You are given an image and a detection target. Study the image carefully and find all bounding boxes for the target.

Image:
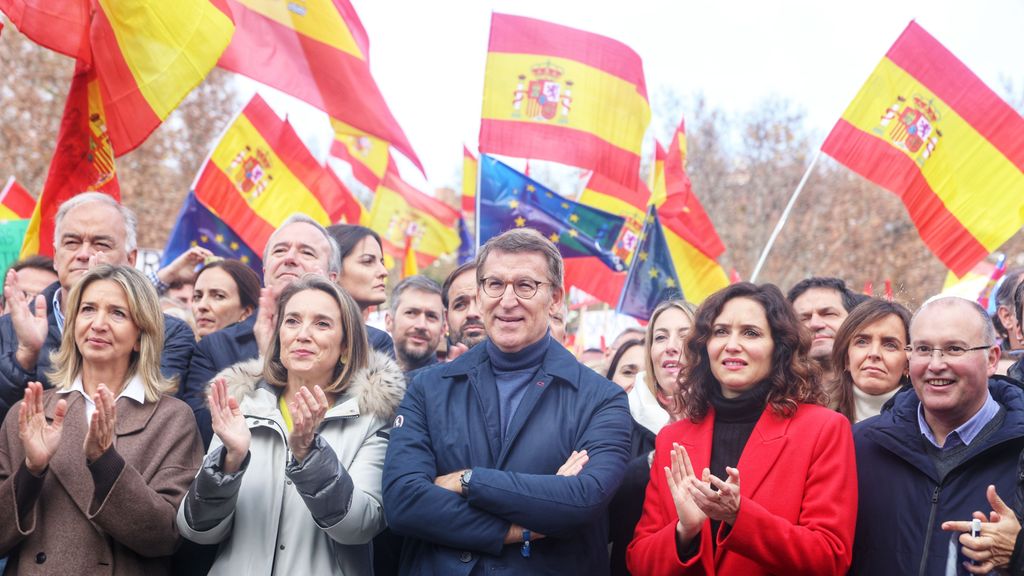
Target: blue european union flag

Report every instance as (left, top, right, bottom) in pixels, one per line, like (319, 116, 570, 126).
(457, 217, 475, 265)
(478, 155, 626, 271)
(617, 207, 684, 320)
(162, 191, 264, 279)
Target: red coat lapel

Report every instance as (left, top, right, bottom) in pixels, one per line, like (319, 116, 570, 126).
(736, 407, 792, 499)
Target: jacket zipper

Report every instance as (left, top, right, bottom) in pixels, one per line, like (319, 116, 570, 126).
(258, 412, 357, 575)
(917, 485, 941, 576)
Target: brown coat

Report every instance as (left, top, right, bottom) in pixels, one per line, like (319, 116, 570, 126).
(0, 390, 203, 575)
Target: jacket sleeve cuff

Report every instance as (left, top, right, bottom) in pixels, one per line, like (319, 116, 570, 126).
(87, 447, 125, 507)
(286, 434, 355, 528)
(184, 445, 250, 532)
(1009, 524, 1024, 575)
(14, 462, 46, 533)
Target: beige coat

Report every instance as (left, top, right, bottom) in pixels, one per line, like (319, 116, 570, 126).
(0, 391, 204, 575)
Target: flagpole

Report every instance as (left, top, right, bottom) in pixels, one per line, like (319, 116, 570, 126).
(749, 149, 822, 283)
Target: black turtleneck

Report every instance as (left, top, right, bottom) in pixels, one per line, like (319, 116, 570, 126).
(707, 381, 769, 543)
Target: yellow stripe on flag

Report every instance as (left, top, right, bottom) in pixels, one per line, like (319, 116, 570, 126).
(663, 226, 729, 305)
(841, 58, 1024, 251)
(481, 52, 650, 154)
(98, 0, 234, 120)
(365, 186, 460, 263)
(209, 115, 330, 226)
(233, 0, 363, 58)
(579, 189, 644, 224)
(0, 207, 23, 220)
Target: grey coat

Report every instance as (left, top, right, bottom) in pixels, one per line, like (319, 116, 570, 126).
(176, 351, 405, 575)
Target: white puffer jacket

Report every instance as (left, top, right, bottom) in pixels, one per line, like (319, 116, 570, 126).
(176, 351, 405, 575)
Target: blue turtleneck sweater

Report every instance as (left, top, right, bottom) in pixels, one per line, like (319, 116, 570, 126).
(486, 333, 550, 439)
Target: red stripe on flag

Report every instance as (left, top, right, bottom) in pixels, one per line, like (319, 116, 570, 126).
(1, 180, 36, 219)
(822, 119, 988, 275)
(89, 8, 164, 156)
(219, 2, 423, 173)
(480, 119, 641, 192)
(489, 13, 648, 100)
(382, 170, 459, 225)
(886, 22, 1024, 171)
(586, 171, 647, 211)
(323, 169, 363, 224)
(193, 164, 276, 254)
(330, 140, 381, 190)
(564, 257, 625, 307)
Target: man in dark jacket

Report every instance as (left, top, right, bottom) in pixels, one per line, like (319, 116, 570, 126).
(0, 193, 195, 421)
(182, 214, 394, 447)
(851, 296, 1024, 575)
(382, 228, 631, 576)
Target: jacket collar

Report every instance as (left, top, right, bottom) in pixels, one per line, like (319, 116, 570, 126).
(219, 350, 406, 421)
(442, 336, 581, 389)
(863, 377, 1024, 473)
(677, 405, 793, 499)
(47, 378, 159, 435)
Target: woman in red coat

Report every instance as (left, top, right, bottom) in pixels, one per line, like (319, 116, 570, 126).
(627, 282, 857, 576)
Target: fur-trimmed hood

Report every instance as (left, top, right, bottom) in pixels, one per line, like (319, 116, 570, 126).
(210, 350, 406, 420)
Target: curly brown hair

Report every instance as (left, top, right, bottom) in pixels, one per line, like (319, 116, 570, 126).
(676, 282, 823, 422)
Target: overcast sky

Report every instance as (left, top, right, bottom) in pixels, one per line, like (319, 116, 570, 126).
(244, 0, 1024, 192)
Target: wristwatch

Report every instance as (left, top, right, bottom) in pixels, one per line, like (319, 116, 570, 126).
(460, 469, 472, 497)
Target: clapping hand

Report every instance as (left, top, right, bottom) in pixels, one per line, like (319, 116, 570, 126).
(665, 443, 708, 546)
(287, 385, 329, 464)
(688, 466, 742, 526)
(6, 270, 48, 370)
(209, 377, 251, 474)
(253, 288, 276, 356)
(19, 381, 66, 475)
(83, 384, 116, 462)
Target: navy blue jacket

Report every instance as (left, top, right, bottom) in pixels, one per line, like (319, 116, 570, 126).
(184, 316, 394, 447)
(382, 336, 632, 576)
(0, 281, 195, 421)
(851, 377, 1024, 576)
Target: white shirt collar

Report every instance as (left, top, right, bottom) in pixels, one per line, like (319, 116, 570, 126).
(57, 373, 147, 422)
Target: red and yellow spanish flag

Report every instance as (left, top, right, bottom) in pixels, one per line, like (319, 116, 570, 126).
(822, 21, 1024, 277)
(364, 167, 460, 269)
(218, 0, 423, 173)
(2, 0, 235, 155)
(324, 168, 365, 225)
(329, 119, 394, 192)
(654, 123, 726, 260)
(0, 178, 36, 221)
(652, 141, 729, 304)
(20, 62, 119, 258)
(480, 13, 651, 191)
(191, 95, 346, 256)
(462, 146, 478, 216)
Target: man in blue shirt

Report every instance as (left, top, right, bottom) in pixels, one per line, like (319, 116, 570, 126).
(851, 297, 1024, 575)
(383, 228, 632, 576)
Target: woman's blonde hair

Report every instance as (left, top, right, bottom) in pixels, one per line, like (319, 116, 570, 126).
(263, 274, 370, 395)
(643, 299, 696, 402)
(48, 265, 174, 401)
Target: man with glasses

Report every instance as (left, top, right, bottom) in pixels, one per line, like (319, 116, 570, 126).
(850, 296, 1024, 575)
(382, 228, 631, 576)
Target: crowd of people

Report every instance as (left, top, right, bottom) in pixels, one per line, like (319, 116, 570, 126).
(0, 192, 1024, 575)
